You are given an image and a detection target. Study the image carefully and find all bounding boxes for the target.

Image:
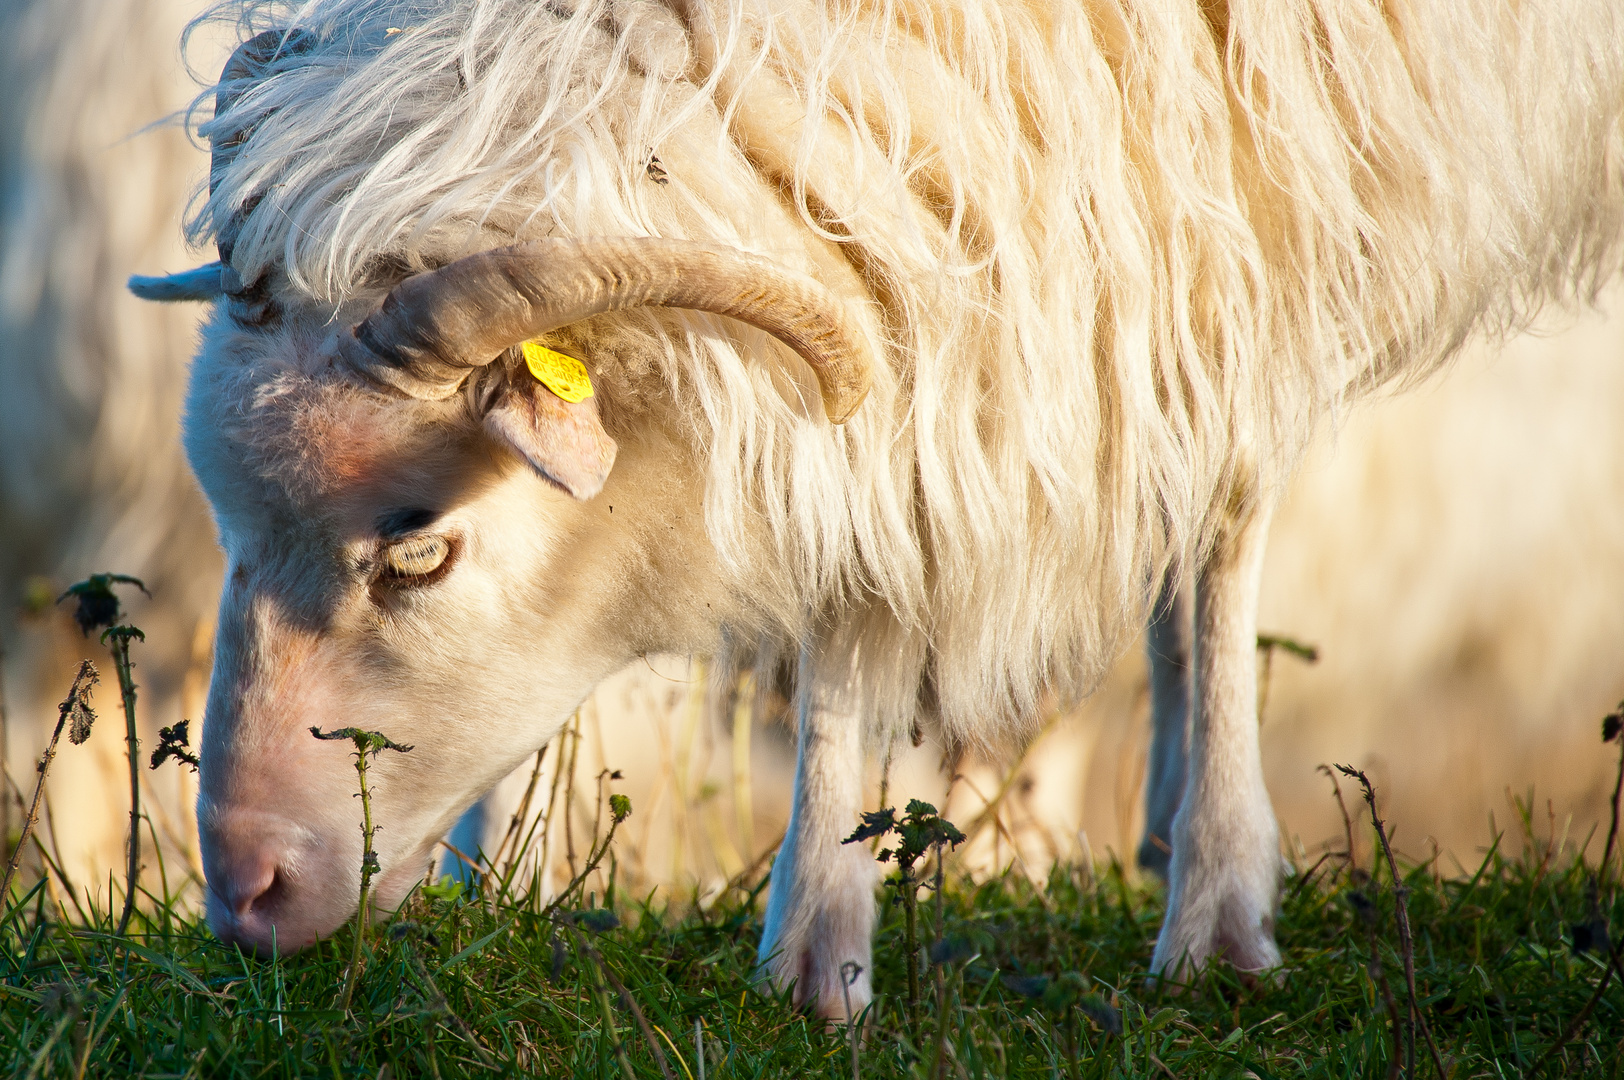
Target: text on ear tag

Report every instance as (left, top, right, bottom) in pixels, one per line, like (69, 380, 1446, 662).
(521, 341, 594, 403)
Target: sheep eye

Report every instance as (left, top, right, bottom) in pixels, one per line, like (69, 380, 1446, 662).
(381, 535, 450, 580)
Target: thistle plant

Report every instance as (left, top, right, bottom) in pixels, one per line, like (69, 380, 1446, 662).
(148, 720, 199, 772)
(843, 799, 965, 1029)
(310, 726, 414, 1013)
(59, 573, 149, 935)
(58, 574, 147, 636)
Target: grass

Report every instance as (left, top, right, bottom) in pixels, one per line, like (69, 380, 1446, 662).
(1, 807, 1621, 1078)
(2, 583, 1620, 1076)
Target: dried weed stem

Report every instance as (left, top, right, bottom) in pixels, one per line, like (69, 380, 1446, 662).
(1336, 764, 1446, 1079)
(540, 791, 631, 924)
(1, 662, 97, 916)
(732, 673, 756, 862)
(104, 626, 145, 936)
(563, 714, 582, 878)
(1531, 704, 1624, 1074)
(491, 745, 548, 876)
(57, 574, 149, 936)
(1256, 633, 1317, 724)
(1318, 764, 1358, 875)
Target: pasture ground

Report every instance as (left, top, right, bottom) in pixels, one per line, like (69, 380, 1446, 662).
(1, 807, 1621, 1079)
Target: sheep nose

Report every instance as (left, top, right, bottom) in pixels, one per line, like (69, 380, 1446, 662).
(206, 843, 299, 953)
(199, 810, 310, 954)
(216, 847, 281, 921)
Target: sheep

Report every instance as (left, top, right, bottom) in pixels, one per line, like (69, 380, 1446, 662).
(129, 0, 1623, 1016)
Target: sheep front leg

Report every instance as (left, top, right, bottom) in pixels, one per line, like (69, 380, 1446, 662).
(758, 648, 879, 1020)
(1138, 568, 1190, 880)
(1151, 492, 1282, 979)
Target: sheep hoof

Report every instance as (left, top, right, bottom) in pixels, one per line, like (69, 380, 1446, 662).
(759, 944, 874, 1024)
(757, 847, 878, 1023)
(1149, 832, 1283, 986)
(1149, 896, 1282, 987)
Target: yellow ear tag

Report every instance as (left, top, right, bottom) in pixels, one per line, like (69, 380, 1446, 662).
(521, 341, 594, 403)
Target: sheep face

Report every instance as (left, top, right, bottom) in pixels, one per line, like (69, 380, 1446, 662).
(183, 302, 730, 954)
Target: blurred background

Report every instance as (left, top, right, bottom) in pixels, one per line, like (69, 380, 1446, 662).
(3, 0, 1622, 914)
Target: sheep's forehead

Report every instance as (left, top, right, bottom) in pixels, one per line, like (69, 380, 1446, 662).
(256, 377, 418, 495)
(189, 319, 475, 530)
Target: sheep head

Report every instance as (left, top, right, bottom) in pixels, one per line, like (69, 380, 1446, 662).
(168, 253, 863, 952)
(141, 243, 871, 954)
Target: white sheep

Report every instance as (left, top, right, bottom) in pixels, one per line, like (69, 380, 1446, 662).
(131, 0, 1623, 1016)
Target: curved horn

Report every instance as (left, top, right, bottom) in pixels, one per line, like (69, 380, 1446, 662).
(128, 29, 314, 309)
(337, 237, 873, 423)
(128, 262, 230, 302)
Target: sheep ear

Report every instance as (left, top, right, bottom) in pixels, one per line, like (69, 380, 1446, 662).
(482, 371, 617, 500)
(127, 262, 229, 302)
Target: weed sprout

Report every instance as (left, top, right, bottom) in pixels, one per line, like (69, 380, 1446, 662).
(310, 726, 414, 1013)
(844, 798, 966, 1031)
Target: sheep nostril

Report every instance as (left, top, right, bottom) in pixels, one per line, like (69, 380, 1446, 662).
(249, 866, 289, 917)
(224, 851, 282, 920)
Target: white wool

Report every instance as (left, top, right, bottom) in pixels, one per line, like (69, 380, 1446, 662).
(188, 0, 1624, 745)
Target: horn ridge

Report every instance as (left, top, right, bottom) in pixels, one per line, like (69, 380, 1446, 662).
(346, 237, 873, 423)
